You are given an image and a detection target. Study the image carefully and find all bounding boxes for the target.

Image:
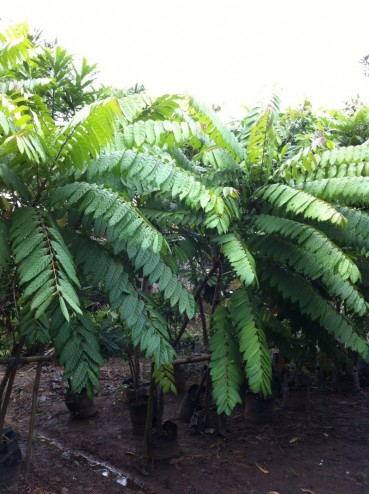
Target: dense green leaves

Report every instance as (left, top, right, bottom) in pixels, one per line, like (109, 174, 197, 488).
(50, 311, 104, 394)
(230, 289, 272, 397)
(300, 176, 369, 206)
(10, 207, 81, 320)
(256, 183, 346, 226)
(251, 214, 360, 284)
(262, 265, 369, 360)
(3, 23, 369, 410)
(215, 233, 257, 287)
(209, 305, 243, 415)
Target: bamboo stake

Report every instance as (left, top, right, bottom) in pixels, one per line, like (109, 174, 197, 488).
(24, 360, 43, 480)
(173, 353, 211, 366)
(142, 363, 155, 457)
(0, 359, 18, 440)
(0, 355, 52, 365)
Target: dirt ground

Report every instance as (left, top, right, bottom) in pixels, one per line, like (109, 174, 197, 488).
(2, 358, 369, 494)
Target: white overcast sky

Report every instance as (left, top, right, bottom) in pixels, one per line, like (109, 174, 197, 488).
(2, 0, 369, 118)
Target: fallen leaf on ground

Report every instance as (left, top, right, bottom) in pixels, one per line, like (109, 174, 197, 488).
(289, 437, 300, 444)
(255, 462, 269, 474)
(205, 427, 215, 434)
(125, 451, 137, 456)
(301, 489, 315, 494)
(267, 491, 280, 494)
(169, 457, 183, 464)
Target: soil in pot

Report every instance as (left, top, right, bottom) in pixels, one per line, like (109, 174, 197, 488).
(283, 384, 310, 411)
(0, 428, 22, 491)
(244, 393, 274, 424)
(65, 388, 97, 419)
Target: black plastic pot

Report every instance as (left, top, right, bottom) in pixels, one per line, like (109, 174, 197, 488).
(126, 385, 157, 435)
(65, 388, 97, 419)
(244, 393, 274, 424)
(336, 371, 360, 394)
(149, 420, 179, 459)
(127, 397, 149, 435)
(0, 428, 22, 491)
(283, 384, 310, 411)
(173, 365, 186, 394)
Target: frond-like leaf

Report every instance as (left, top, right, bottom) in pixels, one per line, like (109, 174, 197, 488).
(300, 177, 369, 206)
(250, 234, 367, 316)
(188, 97, 245, 161)
(316, 206, 369, 256)
(50, 182, 165, 254)
(53, 97, 122, 169)
(66, 233, 177, 366)
(251, 214, 360, 284)
(262, 264, 369, 361)
(209, 305, 243, 415)
(230, 288, 272, 397)
(256, 183, 346, 227)
(10, 207, 81, 320)
(50, 311, 104, 394)
(215, 233, 258, 287)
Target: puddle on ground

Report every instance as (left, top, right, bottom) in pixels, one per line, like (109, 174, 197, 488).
(35, 433, 154, 493)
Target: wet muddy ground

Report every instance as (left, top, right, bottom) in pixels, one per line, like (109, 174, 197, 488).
(3, 359, 369, 494)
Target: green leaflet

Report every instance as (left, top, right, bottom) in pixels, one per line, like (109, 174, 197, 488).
(189, 97, 245, 161)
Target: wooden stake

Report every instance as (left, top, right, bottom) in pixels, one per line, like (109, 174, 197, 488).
(24, 360, 43, 480)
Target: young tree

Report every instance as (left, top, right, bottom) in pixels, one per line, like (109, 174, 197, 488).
(122, 92, 369, 414)
(0, 24, 238, 400)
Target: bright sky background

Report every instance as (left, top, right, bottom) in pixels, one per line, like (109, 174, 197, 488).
(2, 0, 369, 119)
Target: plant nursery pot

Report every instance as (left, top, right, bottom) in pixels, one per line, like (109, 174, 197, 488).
(127, 396, 149, 435)
(126, 386, 157, 435)
(125, 383, 149, 402)
(148, 420, 179, 459)
(244, 393, 274, 424)
(336, 371, 360, 394)
(65, 388, 97, 419)
(178, 383, 200, 422)
(0, 428, 22, 491)
(283, 384, 310, 411)
(173, 365, 186, 394)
